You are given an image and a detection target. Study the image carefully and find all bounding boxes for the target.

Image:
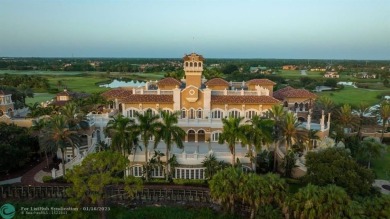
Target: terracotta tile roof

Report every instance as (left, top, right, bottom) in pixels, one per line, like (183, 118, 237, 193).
(56, 90, 90, 99)
(211, 95, 280, 104)
(273, 86, 317, 100)
(246, 79, 276, 85)
(157, 77, 182, 86)
(0, 90, 11, 95)
(101, 88, 132, 100)
(56, 90, 71, 96)
(121, 95, 173, 103)
(205, 78, 229, 86)
(183, 53, 205, 61)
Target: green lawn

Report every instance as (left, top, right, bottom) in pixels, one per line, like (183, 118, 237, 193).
(47, 75, 110, 93)
(371, 147, 390, 180)
(318, 86, 386, 106)
(26, 93, 55, 105)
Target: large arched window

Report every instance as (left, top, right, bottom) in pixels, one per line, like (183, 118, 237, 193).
(144, 108, 156, 116)
(188, 130, 196, 142)
(181, 108, 186, 119)
(211, 132, 221, 142)
(211, 110, 223, 119)
(245, 110, 257, 119)
(198, 130, 205, 142)
(229, 110, 240, 118)
(189, 108, 195, 119)
(197, 108, 203, 119)
(126, 108, 138, 118)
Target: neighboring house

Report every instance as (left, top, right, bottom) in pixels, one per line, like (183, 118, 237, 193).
(52, 89, 90, 106)
(282, 65, 298, 70)
(310, 67, 327, 72)
(353, 72, 377, 79)
(324, 71, 339, 78)
(0, 90, 14, 117)
(249, 66, 268, 73)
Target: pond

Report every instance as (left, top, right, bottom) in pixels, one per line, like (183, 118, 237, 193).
(99, 79, 146, 88)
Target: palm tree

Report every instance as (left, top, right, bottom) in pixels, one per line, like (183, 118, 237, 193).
(280, 112, 305, 152)
(335, 104, 358, 134)
(356, 102, 370, 138)
(31, 118, 51, 168)
(375, 101, 390, 142)
(358, 137, 385, 168)
(61, 102, 84, 129)
(218, 116, 247, 166)
(268, 105, 286, 171)
(244, 115, 274, 170)
(154, 110, 185, 181)
(43, 115, 79, 176)
(105, 114, 137, 156)
(287, 184, 354, 219)
(135, 110, 162, 181)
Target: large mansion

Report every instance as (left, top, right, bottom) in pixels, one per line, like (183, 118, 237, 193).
(94, 53, 329, 179)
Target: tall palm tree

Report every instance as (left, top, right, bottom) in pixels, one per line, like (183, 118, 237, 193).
(154, 110, 185, 181)
(61, 102, 84, 129)
(244, 115, 274, 170)
(43, 115, 79, 176)
(31, 118, 51, 168)
(358, 137, 385, 169)
(135, 110, 162, 181)
(219, 116, 247, 166)
(375, 101, 390, 142)
(105, 114, 137, 156)
(280, 112, 306, 152)
(356, 102, 370, 138)
(335, 104, 358, 133)
(269, 104, 286, 172)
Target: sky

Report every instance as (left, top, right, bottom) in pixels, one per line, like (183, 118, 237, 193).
(0, 0, 389, 59)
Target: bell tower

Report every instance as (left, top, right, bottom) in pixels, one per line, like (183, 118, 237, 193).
(183, 53, 204, 88)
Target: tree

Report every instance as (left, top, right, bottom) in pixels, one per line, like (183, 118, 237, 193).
(375, 101, 390, 142)
(269, 104, 286, 172)
(280, 112, 306, 152)
(222, 64, 239, 75)
(203, 68, 223, 80)
(154, 110, 185, 181)
(202, 154, 228, 180)
(105, 114, 138, 156)
(209, 167, 245, 215)
(355, 102, 370, 138)
(66, 151, 142, 219)
(305, 147, 375, 196)
(218, 116, 248, 166)
(135, 110, 162, 181)
(281, 151, 297, 178)
(239, 173, 287, 219)
(335, 104, 358, 133)
(31, 117, 52, 168)
(244, 115, 274, 170)
(287, 184, 355, 219)
(307, 129, 320, 151)
(360, 195, 390, 218)
(357, 137, 385, 169)
(43, 115, 79, 176)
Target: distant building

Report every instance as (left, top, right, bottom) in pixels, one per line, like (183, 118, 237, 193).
(0, 90, 14, 117)
(53, 89, 90, 106)
(324, 71, 339, 78)
(310, 67, 327, 72)
(353, 72, 377, 79)
(282, 65, 298, 70)
(249, 66, 268, 74)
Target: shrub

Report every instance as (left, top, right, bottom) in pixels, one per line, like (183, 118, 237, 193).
(42, 176, 53, 183)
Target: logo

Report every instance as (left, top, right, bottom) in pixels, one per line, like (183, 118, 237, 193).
(0, 204, 15, 219)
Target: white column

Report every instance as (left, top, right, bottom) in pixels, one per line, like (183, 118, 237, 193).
(173, 86, 181, 111)
(320, 110, 325, 131)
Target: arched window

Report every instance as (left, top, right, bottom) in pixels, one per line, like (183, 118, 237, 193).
(284, 101, 288, 107)
(246, 110, 257, 119)
(229, 110, 240, 118)
(126, 109, 138, 118)
(144, 108, 156, 116)
(189, 108, 195, 119)
(181, 109, 186, 119)
(188, 130, 196, 142)
(199, 62, 202, 67)
(194, 62, 198, 67)
(211, 132, 221, 142)
(211, 110, 223, 119)
(190, 62, 193, 67)
(198, 130, 205, 142)
(294, 103, 298, 110)
(299, 103, 304, 111)
(197, 109, 203, 119)
(161, 109, 172, 116)
(130, 165, 143, 177)
(185, 62, 189, 67)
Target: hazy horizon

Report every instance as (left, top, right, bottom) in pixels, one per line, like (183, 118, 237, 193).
(1, 0, 389, 60)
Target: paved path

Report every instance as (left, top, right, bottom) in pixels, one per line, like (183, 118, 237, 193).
(0, 177, 21, 185)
